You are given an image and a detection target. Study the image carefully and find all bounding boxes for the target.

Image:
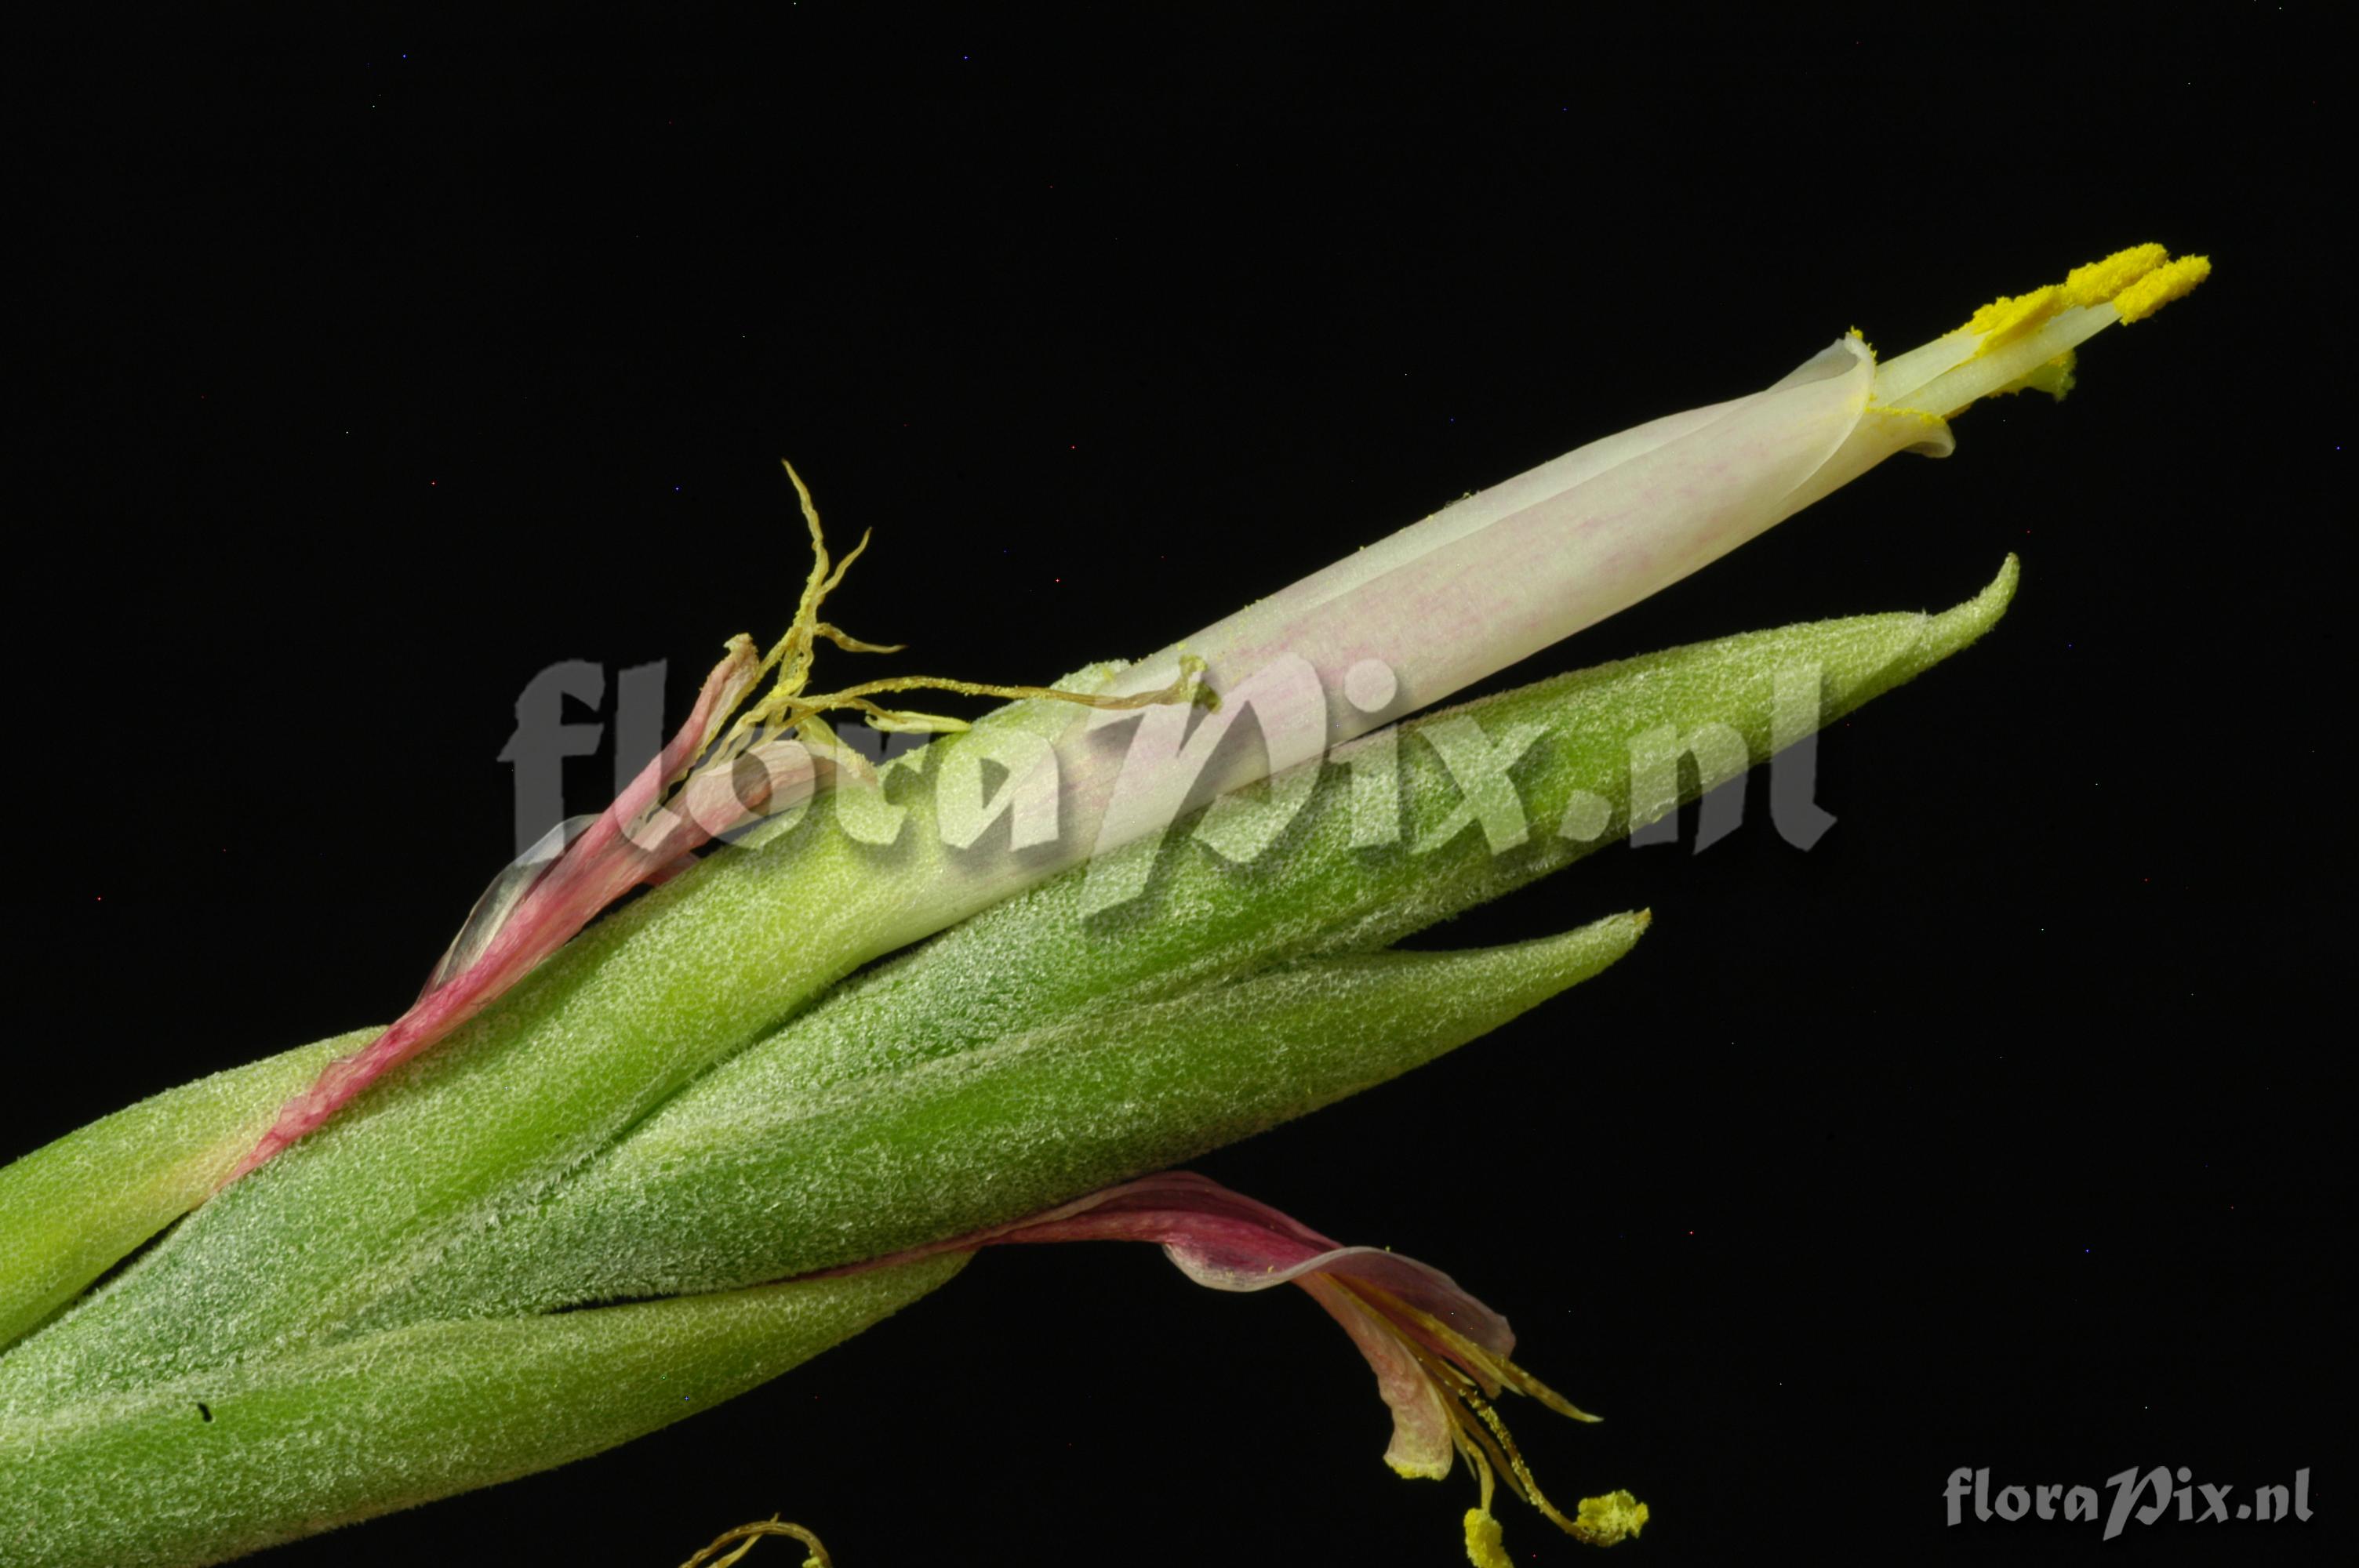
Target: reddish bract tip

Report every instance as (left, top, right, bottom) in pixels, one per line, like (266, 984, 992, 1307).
(222, 642, 765, 1185)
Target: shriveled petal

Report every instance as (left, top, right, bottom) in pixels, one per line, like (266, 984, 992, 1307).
(983, 1171, 1339, 1274)
(841, 1171, 1536, 1481)
(1298, 1272, 1460, 1479)
(941, 1174, 1510, 1345)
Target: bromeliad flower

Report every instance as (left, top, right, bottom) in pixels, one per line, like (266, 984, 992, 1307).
(0, 245, 2208, 1568)
(836, 1171, 1648, 1565)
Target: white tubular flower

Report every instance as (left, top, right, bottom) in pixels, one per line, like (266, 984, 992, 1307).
(989, 243, 2214, 904)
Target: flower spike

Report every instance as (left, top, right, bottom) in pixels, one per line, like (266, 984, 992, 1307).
(833, 1171, 1645, 1564)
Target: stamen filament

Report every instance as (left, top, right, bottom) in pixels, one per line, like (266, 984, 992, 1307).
(1896, 303, 2113, 416)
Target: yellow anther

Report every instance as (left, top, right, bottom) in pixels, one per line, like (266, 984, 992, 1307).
(2061, 242, 2169, 309)
(1962, 284, 2064, 357)
(1882, 243, 2209, 420)
(2113, 253, 2212, 323)
(1463, 1508, 1512, 1568)
(1954, 244, 2210, 356)
(1572, 1489, 1652, 1546)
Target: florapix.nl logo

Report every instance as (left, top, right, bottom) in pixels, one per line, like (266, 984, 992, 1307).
(1945, 1466, 2313, 1539)
(493, 646, 1848, 907)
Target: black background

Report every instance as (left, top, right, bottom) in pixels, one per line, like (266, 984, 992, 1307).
(7, 13, 2344, 1566)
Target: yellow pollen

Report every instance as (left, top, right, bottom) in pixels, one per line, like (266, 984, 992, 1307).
(1863, 404, 1948, 432)
(2113, 253, 2212, 322)
(2061, 242, 2169, 309)
(1991, 350, 2078, 401)
(1463, 1508, 1511, 1568)
(1572, 1490, 1652, 1546)
(1953, 242, 2210, 358)
(1962, 284, 2064, 357)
